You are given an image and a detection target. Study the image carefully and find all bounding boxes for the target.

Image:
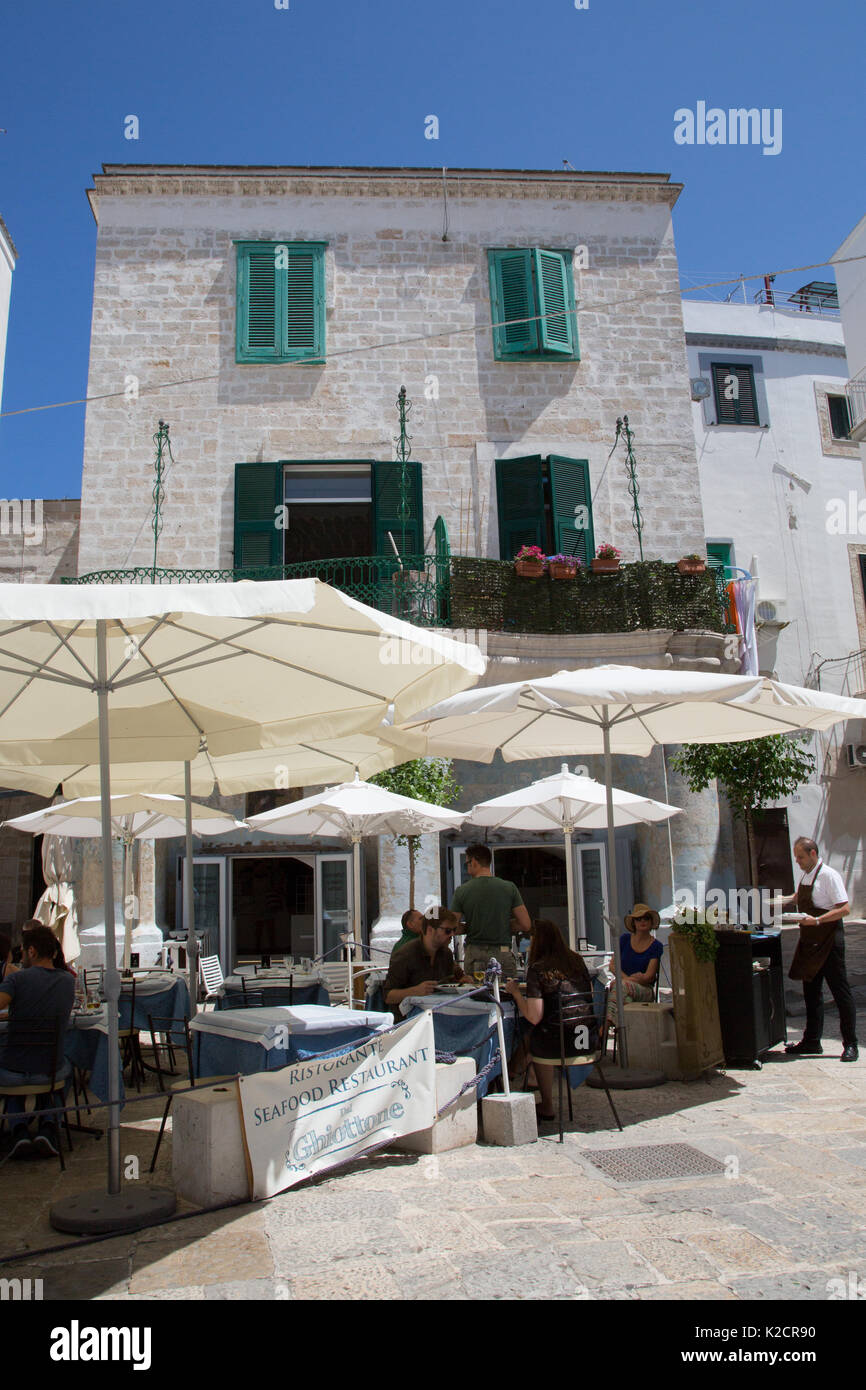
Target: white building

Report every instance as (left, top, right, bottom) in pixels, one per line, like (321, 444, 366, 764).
(684, 296, 865, 907)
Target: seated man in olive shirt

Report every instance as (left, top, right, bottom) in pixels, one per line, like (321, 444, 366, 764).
(383, 908, 473, 1013)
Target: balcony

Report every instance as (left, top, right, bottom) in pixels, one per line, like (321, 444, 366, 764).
(64, 554, 730, 638)
(847, 367, 866, 445)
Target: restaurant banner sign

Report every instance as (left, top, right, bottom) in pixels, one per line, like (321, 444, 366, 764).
(238, 1012, 436, 1197)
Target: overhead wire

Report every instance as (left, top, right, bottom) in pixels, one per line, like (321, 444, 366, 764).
(1, 253, 863, 422)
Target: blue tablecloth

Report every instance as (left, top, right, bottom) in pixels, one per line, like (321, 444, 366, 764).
(65, 1016, 124, 1104)
(220, 983, 328, 1009)
(119, 976, 190, 1031)
(401, 993, 517, 1099)
(191, 1006, 391, 1079)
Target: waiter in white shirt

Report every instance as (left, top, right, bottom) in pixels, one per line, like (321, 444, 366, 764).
(780, 836, 858, 1062)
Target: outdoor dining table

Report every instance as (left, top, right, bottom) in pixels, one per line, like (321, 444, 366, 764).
(65, 1006, 124, 1105)
(220, 972, 329, 1009)
(398, 988, 518, 1098)
(189, 1004, 393, 1078)
(119, 970, 191, 1030)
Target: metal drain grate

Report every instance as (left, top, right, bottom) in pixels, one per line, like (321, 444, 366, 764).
(581, 1143, 726, 1184)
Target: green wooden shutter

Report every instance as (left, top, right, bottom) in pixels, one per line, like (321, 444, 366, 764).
(495, 457, 545, 559)
(712, 363, 759, 425)
(237, 246, 281, 362)
(233, 462, 284, 570)
(549, 456, 594, 563)
(488, 250, 538, 358)
(372, 461, 424, 557)
(284, 248, 325, 360)
(535, 250, 574, 355)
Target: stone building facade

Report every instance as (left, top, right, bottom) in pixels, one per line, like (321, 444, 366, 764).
(70, 164, 737, 963)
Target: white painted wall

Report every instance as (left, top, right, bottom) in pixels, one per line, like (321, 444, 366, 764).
(685, 298, 866, 911)
(833, 214, 866, 379)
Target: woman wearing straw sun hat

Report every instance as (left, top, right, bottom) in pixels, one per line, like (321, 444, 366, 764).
(607, 903, 664, 1017)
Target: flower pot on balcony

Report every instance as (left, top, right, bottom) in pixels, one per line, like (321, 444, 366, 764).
(515, 560, 545, 578)
(591, 559, 620, 574)
(548, 562, 577, 580)
(676, 559, 706, 575)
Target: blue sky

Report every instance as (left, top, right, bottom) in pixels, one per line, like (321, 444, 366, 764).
(0, 0, 862, 498)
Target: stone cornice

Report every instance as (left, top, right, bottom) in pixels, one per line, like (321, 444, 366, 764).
(86, 166, 682, 222)
(686, 331, 846, 358)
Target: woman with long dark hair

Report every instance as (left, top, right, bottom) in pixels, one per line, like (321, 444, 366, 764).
(504, 918, 597, 1122)
(0, 931, 19, 983)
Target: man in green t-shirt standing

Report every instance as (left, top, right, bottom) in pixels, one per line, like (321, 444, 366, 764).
(450, 843, 531, 978)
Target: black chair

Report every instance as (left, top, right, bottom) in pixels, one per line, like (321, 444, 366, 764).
(239, 978, 267, 1008)
(523, 984, 622, 1142)
(118, 978, 146, 1090)
(0, 1019, 73, 1168)
(147, 1014, 236, 1172)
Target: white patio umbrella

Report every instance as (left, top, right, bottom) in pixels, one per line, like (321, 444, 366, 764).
(4, 795, 244, 968)
(247, 773, 466, 1005)
(387, 664, 866, 1067)
(468, 765, 680, 949)
(0, 579, 484, 1232)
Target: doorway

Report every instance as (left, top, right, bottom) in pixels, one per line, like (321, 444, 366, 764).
(232, 856, 315, 959)
(752, 809, 794, 896)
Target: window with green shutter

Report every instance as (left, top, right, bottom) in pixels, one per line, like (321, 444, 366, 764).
(372, 461, 424, 558)
(711, 363, 759, 425)
(496, 455, 593, 560)
(233, 462, 284, 569)
(488, 249, 579, 361)
(235, 241, 326, 364)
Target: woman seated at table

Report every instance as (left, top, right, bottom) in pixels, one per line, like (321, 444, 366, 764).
(382, 907, 473, 1013)
(504, 919, 597, 1122)
(608, 903, 663, 1015)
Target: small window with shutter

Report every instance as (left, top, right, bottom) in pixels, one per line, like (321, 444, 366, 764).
(235, 241, 326, 364)
(495, 455, 593, 561)
(488, 249, 579, 361)
(711, 363, 760, 426)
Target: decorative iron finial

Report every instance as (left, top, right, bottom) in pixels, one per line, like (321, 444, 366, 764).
(395, 386, 413, 552)
(615, 414, 644, 561)
(151, 420, 173, 578)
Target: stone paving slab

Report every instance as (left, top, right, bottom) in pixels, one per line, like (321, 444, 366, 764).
(1, 1001, 864, 1302)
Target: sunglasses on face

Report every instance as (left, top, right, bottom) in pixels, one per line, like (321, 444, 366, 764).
(634, 914, 653, 922)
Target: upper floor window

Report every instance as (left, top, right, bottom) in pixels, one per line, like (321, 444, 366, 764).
(711, 362, 760, 425)
(487, 249, 580, 361)
(495, 455, 594, 562)
(828, 394, 852, 440)
(235, 241, 327, 364)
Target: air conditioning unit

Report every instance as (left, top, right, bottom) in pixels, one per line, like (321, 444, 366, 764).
(690, 377, 711, 401)
(846, 744, 866, 769)
(755, 598, 789, 626)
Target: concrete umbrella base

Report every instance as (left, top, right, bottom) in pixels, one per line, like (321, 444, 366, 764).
(50, 1185, 177, 1235)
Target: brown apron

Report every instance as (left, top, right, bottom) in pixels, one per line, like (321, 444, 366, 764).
(788, 864, 840, 983)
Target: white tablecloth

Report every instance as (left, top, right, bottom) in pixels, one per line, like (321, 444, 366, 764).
(190, 1004, 393, 1048)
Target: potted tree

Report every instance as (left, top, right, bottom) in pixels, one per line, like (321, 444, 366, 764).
(514, 545, 547, 578)
(677, 553, 707, 575)
(591, 543, 621, 574)
(547, 553, 582, 580)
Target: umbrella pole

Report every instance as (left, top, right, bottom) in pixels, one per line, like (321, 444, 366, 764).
(121, 830, 133, 970)
(564, 826, 576, 951)
(603, 711, 628, 1069)
(49, 623, 178, 1234)
(96, 624, 122, 1195)
(184, 761, 197, 1017)
(351, 837, 362, 1010)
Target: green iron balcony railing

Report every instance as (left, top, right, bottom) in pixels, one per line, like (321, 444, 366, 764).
(64, 554, 452, 627)
(63, 554, 731, 636)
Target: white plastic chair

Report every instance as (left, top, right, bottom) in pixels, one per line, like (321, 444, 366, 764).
(198, 954, 225, 1006)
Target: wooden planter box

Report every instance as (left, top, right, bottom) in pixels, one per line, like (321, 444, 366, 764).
(676, 559, 706, 575)
(548, 563, 577, 580)
(668, 932, 724, 1078)
(514, 559, 545, 578)
(591, 558, 620, 574)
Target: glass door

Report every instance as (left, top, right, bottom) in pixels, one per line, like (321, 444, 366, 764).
(316, 853, 354, 960)
(575, 843, 608, 950)
(177, 857, 227, 966)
